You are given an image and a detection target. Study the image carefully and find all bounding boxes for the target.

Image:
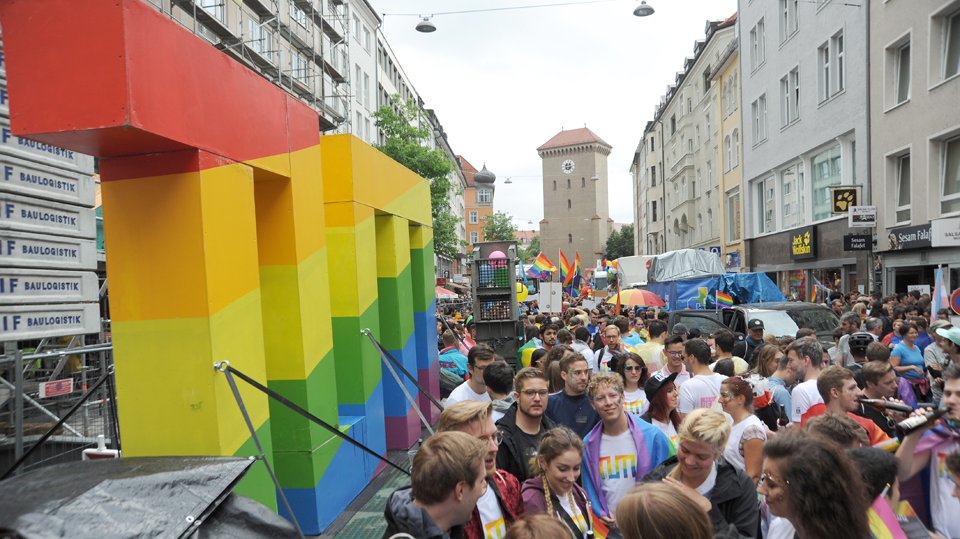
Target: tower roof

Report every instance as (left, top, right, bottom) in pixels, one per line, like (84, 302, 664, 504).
(537, 127, 612, 151)
(474, 164, 496, 184)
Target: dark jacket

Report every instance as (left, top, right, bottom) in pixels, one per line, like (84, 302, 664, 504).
(520, 476, 590, 538)
(463, 470, 524, 539)
(495, 404, 557, 483)
(643, 456, 759, 539)
(382, 487, 464, 539)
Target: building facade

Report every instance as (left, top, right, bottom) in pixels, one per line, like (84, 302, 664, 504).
(537, 128, 613, 270)
(461, 157, 496, 256)
(739, 0, 870, 299)
(870, 0, 960, 294)
(713, 27, 745, 272)
(638, 120, 667, 255)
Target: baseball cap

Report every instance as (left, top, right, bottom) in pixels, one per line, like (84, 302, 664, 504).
(644, 371, 679, 401)
(748, 319, 765, 331)
(672, 323, 689, 336)
(931, 319, 951, 331)
(937, 327, 960, 347)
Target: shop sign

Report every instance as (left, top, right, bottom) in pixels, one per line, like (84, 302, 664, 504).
(886, 224, 931, 251)
(831, 187, 859, 214)
(843, 234, 871, 251)
(790, 226, 817, 260)
(848, 206, 876, 228)
(931, 217, 960, 248)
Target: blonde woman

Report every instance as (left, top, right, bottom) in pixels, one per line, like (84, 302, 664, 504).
(617, 483, 713, 539)
(642, 409, 759, 538)
(520, 427, 593, 539)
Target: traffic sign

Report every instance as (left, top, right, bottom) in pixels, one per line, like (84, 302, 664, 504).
(0, 269, 98, 304)
(0, 303, 100, 340)
(951, 288, 960, 316)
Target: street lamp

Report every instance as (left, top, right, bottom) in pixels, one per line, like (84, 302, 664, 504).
(633, 1, 655, 17)
(415, 16, 436, 32)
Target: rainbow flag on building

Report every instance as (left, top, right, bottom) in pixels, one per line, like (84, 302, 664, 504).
(526, 252, 558, 280)
(716, 290, 734, 308)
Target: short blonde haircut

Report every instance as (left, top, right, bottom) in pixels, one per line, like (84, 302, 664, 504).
(587, 372, 624, 401)
(678, 408, 730, 455)
(412, 431, 486, 505)
(617, 483, 713, 539)
(438, 400, 493, 433)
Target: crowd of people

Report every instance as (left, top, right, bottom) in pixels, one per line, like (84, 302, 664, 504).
(384, 290, 960, 538)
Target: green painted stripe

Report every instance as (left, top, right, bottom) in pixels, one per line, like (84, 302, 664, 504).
(232, 419, 276, 511)
(274, 432, 342, 488)
(410, 239, 436, 313)
(331, 301, 382, 404)
(376, 265, 414, 349)
(267, 349, 338, 451)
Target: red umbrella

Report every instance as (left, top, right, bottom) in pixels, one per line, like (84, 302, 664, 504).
(435, 286, 458, 299)
(605, 289, 666, 307)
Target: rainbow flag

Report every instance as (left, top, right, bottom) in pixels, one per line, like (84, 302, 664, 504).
(573, 252, 582, 288)
(559, 250, 574, 286)
(588, 504, 609, 539)
(717, 290, 734, 307)
(526, 252, 557, 280)
(867, 495, 908, 539)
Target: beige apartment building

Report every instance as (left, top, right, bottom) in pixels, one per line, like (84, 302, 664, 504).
(537, 128, 613, 271)
(870, 0, 960, 293)
(712, 23, 744, 271)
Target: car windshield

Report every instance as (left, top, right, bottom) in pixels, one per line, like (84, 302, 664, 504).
(748, 309, 839, 337)
(676, 314, 726, 335)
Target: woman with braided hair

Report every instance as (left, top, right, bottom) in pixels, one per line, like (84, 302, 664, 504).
(520, 426, 594, 539)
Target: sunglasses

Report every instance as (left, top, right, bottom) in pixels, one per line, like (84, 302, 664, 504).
(624, 365, 646, 372)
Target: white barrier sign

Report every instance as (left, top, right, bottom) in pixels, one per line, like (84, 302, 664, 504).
(0, 192, 96, 238)
(0, 269, 98, 304)
(0, 155, 96, 206)
(0, 230, 97, 270)
(0, 303, 100, 340)
(0, 117, 96, 174)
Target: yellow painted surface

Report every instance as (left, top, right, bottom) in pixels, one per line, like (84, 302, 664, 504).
(325, 202, 378, 317)
(246, 152, 291, 180)
(289, 145, 327, 261)
(320, 135, 431, 226)
(296, 247, 334, 367)
(408, 225, 433, 249)
(254, 176, 297, 266)
(375, 214, 410, 279)
(113, 289, 268, 456)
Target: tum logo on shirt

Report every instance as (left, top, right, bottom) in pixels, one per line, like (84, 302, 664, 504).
(600, 455, 637, 479)
(484, 517, 506, 539)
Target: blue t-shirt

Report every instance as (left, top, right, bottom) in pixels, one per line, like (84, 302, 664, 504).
(892, 342, 925, 380)
(546, 390, 600, 439)
(438, 347, 469, 379)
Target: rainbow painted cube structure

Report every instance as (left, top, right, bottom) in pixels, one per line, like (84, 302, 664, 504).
(0, 0, 439, 533)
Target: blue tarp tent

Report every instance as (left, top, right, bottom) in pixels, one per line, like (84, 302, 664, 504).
(644, 272, 785, 311)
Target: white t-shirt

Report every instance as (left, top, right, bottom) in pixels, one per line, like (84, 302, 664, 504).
(929, 440, 960, 537)
(446, 381, 491, 407)
(557, 490, 587, 535)
(694, 462, 718, 496)
(651, 417, 679, 446)
(622, 387, 650, 417)
(723, 415, 766, 473)
(657, 365, 691, 389)
(678, 373, 725, 414)
(476, 482, 506, 539)
(790, 380, 822, 423)
(599, 430, 639, 514)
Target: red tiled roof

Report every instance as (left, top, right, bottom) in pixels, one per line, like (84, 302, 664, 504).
(459, 155, 478, 186)
(537, 127, 612, 151)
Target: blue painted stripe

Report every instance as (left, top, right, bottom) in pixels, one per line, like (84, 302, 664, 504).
(382, 332, 418, 418)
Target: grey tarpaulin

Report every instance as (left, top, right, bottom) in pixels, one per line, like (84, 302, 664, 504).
(0, 457, 299, 538)
(647, 249, 725, 282)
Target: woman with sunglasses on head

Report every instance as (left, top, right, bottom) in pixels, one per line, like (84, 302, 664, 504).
(758, 430, 869, 539)
(520, 426, 593, 539)
(719, 377, 767, 485)
(616, 352, 650, 417)
(642, 409, 759, 538)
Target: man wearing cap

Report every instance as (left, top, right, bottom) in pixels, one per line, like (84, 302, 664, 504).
(656, 335, 691, 389)
(671, 323, 689, 341)
(744, 318, 766, 368)
(926, 322, 954, 404)
(933, 326, 960, 403)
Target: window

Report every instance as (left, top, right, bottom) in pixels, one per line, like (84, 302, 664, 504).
(688, 97, 693, 113)
(290, 2, 308, 27)
(702, 67, 712, 94)
(779, 0, 798, 42)
(248, 20, 274, 60)
(650, 137, 656, 151)
(732, 129, 740, 169)
(708, 209, 714, 236)
(687, 139, 694, 154)
(652, 201, 658, 222)
(567, 178, 571, 189)
(478, 189, 492, 204)
(568, 234, 573, 243)
(811, 144, 842, 221)
(291, 52, 308, 83)
(818, 41, 831, 102)
(581, 177, 586, 188)
(752, 95, 768, 143)
(895, 42, 911, 104)
(836, 33, 845, 91)
(759, 177, 776, 233)
(707, 161, 713, 190)
(945, 10, 960, 79)
(470, 231, 479, 244)
(651, 165, 657, 186)
(200, 0, 224, 23)
(671, 115, 677, 135)
(469, 211, 478, 224)
(363, 73, 370, 108)
(895, 154, 911, 223)
(567, 199, 572, 209)
(553, 180, 557, 191)
(705, 113, 711, 140)
(353, 14, 361, 39)
(942, 136, 960, 214)
(780, 67, 800, 126)
(363, 27, 371, 52)
(750, 18, 766, 70)
(780, 163, 804, 229)
(727, 188, 741, 241)
(696, 125, 701, 147)
(724, 136, 732, 171)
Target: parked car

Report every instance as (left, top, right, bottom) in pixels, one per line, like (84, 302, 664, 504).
(666, 302, 840, 347)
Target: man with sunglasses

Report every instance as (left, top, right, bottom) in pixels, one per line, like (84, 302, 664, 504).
(496, 367, 556, 483)
(546, 352, 600, 439)
(439, 400, 525, 539)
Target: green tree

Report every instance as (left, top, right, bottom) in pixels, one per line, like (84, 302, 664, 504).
(604, 224, 635, 260)
(483, 211, 518, 242)
(374, 95, 458, 258)
(521, 235, 540, 262)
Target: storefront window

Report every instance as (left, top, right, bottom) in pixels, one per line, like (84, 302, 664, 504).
(811, 144, 842, 221)
(781, 163, 804, 229)
(811, 268, 842, 300)
(781, 270, 807, 302)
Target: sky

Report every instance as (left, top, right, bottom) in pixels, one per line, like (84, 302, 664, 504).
(375, 0, 739, 231)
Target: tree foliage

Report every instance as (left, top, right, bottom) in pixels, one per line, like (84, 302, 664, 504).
(483, 211, 518, 242)
(520, 235, 540, 262)
(604, 224, 635, 260)
(374, 95, 458, 258)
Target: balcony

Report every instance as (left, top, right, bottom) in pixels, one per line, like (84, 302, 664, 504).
(670, 152, 693, 176)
